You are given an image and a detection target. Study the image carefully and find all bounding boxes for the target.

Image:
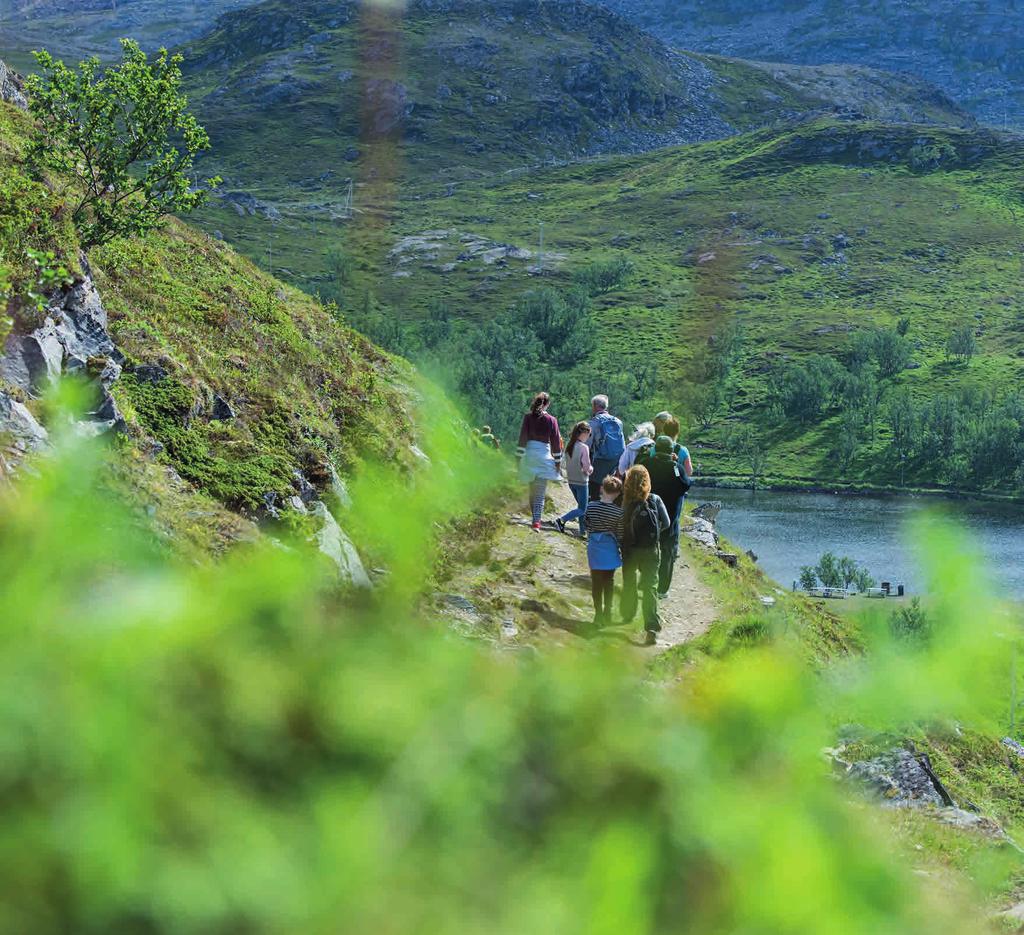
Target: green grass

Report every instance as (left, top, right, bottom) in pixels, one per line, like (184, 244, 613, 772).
(1, 93, 449, 556)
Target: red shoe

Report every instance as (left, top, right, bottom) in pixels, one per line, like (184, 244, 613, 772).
(531, 522, 542, 531)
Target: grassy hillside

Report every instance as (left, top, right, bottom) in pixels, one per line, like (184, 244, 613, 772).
(364, 118, 1024, 493)
(175, 0, 969, 207)
(0, 91, 441, 556)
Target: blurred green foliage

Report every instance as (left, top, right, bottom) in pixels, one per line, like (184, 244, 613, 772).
(0, 418, 1018, 933)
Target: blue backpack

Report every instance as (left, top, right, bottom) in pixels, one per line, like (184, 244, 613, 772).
(591, 413, 625, 462)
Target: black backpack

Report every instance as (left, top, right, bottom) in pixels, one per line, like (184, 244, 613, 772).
(630, 497, 661, 549)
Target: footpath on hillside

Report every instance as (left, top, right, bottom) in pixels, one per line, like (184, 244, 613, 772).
(439, 482, 719, 652)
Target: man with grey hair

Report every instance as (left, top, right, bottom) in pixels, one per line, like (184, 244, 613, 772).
(586, 394, 625, 500)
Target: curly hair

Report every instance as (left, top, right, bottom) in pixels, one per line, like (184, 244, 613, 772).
(623, 465, 651, 510)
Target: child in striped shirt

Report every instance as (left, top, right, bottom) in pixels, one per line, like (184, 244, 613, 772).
(584, 475, 624, 627)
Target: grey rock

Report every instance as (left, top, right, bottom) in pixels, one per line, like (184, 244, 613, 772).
(312, 501, 371, 588)
(292, 469, 318, 504)
(49, 269, 119, 370)
(288, 495, 308, 514)
(846, 749, 948, 808)
(442, 594, 480, 616)
(327, 462, 353, 510)
(691, 501, 723, 523)
(134, 363, 168, 384)
(0, 323, 64, 395)
(211, 394, 236, 421)
(0, 392, 49, 460)
(1003, 737, 1024, 758)
(0, 59, 27, 110)
(684, 515, 718, 549)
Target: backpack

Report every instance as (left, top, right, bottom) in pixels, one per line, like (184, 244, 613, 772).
(629, 497, 661, 549)
(592, 414, 625, 462)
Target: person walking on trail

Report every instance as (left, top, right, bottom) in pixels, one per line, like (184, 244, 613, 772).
(584, 474, 624, 627)
(618, 422, 656, 476)
(555, 421, 593, 537)
(648, 413, 693, 475)
(586, 395, 625, 501)
(645, 434, 691, 599)
(620, 465, 670, 646)
(479, 425, 500, 450)
(516, 392, 563, 531)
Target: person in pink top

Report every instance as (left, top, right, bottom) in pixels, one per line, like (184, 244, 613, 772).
(516, 391, 563, 530)
(555, 421, 593, 538)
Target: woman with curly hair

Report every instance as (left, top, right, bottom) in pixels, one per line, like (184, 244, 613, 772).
(620, 464, 669, 645)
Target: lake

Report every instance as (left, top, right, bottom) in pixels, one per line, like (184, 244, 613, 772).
(696, 487, 1024, 600)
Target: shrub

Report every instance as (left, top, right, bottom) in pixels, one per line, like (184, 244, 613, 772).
(26, 41, 218, 248)
(573, 255, 635, 294)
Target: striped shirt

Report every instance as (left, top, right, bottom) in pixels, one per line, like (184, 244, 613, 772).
(584, 500, 623, 538)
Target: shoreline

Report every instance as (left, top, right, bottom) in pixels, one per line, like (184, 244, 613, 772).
(694, 475, 1024, 507)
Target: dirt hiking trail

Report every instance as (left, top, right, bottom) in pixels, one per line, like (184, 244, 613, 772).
(440, 481, 720, 652)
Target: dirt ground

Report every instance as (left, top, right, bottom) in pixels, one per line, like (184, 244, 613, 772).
(441, 480, 719, 653)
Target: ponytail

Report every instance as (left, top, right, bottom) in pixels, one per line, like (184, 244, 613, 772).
(530, 391, 551, 416)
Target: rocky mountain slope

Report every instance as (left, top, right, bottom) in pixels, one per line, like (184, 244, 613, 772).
(598, 0, 1024, 128)
(0, 73, 446, 573)
(0, 0, 250, 72)
(179, 0, 967, 183)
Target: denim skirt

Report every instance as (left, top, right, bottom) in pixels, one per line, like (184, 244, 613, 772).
(587, 531, 622, 571)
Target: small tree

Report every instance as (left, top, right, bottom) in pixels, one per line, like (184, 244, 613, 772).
(946, 325, 977, 364)
(729, 425, 768, 490)
(799, 566, 818, 591)
(814, 551, 843, 589)
(27, 40, 219, 248)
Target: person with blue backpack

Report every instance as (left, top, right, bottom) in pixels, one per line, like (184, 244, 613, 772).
(586, 395, 625, 502)
(619, 464, 670, 646)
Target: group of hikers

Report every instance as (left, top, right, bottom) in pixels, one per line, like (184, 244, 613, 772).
(515, 393, 693, 646)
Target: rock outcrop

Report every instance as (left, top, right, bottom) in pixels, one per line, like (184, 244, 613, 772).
(0, 256, 126, 440)
(0, 59, 27, 110)
(312, 501, 371, 589)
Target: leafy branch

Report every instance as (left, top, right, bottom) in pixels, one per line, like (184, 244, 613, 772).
(25, 39, 219, 248)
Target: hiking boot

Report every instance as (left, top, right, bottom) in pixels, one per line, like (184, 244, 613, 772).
(657, 591, 669, 601)
(643, 630, 658, 647)
(554, 518, 567, 534)
(531, 522, 542, 532)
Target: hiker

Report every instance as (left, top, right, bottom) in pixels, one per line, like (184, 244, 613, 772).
(586, 395, 625, 502)
(620, 465, 670, 646)
(516, 391, 563, 531)
(555, 421, 593, 537)
(584, 474, 625, 627)
(645, 435, 691, 598)
(479, 425, 501, 450)
(650, 413, 694, 475)
(618, 422, 656, 476)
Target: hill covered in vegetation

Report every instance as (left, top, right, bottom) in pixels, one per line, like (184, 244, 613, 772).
(369, 118, 1024, 495)
(0, 73, 451, 565)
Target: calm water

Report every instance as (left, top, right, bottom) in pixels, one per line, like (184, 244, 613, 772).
(698, 487, 1024, 600)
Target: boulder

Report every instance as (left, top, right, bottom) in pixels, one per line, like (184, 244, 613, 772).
(0, 59, 27, 110)
(691, 501, 722, 523)
(0, 391, 49, 464)
(684, 515, 718, 550)
(312, 502, 371, 588)
(0, 323, 64, 395)
(211, 394, 236, 421)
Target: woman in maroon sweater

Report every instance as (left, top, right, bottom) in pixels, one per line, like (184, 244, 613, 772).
(516, 391, 563, 530)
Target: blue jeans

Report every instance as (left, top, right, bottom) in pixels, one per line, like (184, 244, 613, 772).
(561, 483, 589, 533)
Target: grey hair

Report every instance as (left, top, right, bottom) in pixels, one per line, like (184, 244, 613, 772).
(591, 394, 609, 411)
(631, 422, 656, 441)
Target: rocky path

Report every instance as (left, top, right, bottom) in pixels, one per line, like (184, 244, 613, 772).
(463, 481, 719, 653)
